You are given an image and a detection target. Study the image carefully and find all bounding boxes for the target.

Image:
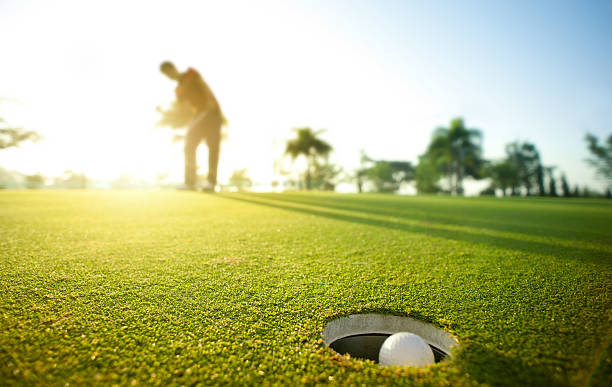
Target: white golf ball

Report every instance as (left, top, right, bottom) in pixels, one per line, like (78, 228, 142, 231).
(378, 332, 435, 367)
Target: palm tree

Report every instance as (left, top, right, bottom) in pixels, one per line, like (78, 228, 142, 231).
(584, 133, 612, 188)
(425, 118, 483, 195)
(0, 117, 40, 149)
(285, 127, 332, 190)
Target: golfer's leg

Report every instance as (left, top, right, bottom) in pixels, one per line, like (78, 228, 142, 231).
(207, 133, 220, 186)
(184, 131, 199, 188)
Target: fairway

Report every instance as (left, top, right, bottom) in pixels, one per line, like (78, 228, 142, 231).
(1, 191, 611, 386)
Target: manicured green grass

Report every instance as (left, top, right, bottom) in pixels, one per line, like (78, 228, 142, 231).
(1, 190, 611, 386)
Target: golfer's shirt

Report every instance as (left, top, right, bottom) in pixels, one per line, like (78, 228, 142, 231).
(175, 68, 220, 115)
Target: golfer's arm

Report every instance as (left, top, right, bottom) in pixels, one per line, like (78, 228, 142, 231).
(175, 85, 186, 102)
(196, 77, 215, 112)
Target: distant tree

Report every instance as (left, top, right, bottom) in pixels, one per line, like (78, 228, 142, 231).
(606, 188, 611, 199)
(414, 155, 441, 194)
(355, 150, 372, 193)
(479, 185, 497, 196)
(583, 186, 591, 197)
(311, 160, 342, 191)
(229, 169, 252, 191)
(53, 170, 87, 189)
(580, 186, 604, 198)
(355, 169, 367, 193)
(424, 118, 483, 195)
(536, 164, 546, 197)
(573, 185, 580, 197)
(546, 167, 558, 197)
(505, 141, 542, 196)
(389, 161, 414, 182)
(584, 133, 612, 188)
(484, 159, 519, 196)
(365, 160, 413, 193)
(111, 174, 134, 189)
(25, 174, 44, 189)
(0, 167, 24, 189)
(0, 117, 41, 149)
(560, 174, 571, 197)
(355, 151, 414, 194)
(366, 161, 394, 193)
(285, 128, 332, 190)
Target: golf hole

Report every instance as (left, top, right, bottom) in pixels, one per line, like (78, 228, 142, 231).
(322, 314, 458, 365)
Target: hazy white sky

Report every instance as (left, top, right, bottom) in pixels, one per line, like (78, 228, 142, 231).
(1, 0, 611, 191)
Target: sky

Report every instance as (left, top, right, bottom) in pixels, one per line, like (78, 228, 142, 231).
(0, 0, 611, 192)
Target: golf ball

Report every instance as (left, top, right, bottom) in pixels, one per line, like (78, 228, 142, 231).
(378, 332, 435, 367)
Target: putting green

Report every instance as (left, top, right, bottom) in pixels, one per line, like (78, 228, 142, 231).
(1, 191, 610, 385)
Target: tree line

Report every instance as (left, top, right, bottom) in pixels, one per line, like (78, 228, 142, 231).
(283, 118, 612, 197)
(2, 108, 611, 196)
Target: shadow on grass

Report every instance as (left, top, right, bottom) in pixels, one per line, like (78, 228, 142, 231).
(247, 193, 612, 244)
(585, 336, 612, 387)
(454, 342, 568, 387)
(218, 193, 610, 265)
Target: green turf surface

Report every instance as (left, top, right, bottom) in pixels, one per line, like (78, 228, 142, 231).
(1, 190, 611, 386)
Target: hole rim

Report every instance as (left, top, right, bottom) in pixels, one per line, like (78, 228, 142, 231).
(322, 313, 459, 363)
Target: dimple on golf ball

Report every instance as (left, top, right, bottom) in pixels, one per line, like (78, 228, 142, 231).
(378, 332, 435, 367)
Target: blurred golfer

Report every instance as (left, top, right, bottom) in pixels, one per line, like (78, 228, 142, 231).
(160, 61, 223, 191)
